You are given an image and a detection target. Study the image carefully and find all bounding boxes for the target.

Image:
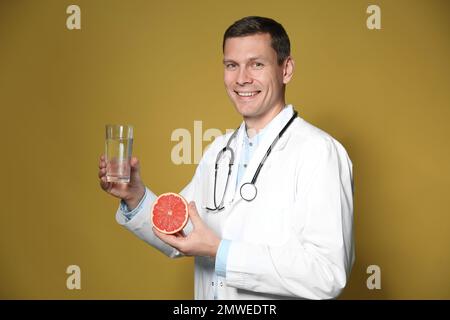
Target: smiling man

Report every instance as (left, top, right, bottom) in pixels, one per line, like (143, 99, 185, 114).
(99, 16, 355, 300)
(223, 31, 294, 137)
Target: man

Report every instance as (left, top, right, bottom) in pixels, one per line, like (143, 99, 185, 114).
(98, 16, 354, 299)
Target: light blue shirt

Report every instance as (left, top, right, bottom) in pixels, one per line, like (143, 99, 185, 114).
(119, 188, 155, 220)
(217, 128, 265, 277)
(120, 126, 267, 278)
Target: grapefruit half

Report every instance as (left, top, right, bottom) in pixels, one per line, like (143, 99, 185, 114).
(151, 193, 189, 234)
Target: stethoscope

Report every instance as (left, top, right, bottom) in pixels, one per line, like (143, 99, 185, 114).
(205, 110, 298, 212)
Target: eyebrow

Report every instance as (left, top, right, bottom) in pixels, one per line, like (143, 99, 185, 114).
(223, 56, 265, 64)
(223, 59, 236, 64)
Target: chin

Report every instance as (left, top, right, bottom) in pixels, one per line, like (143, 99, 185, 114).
(232, 101, 258, 116)
(233, 104, 254, 117)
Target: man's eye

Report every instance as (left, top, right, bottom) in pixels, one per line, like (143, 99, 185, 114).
(252, 62, 264, 69)
(225, 64, 236, 70)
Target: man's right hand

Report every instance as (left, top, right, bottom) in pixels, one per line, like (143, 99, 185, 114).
(98, 155, 146, 211)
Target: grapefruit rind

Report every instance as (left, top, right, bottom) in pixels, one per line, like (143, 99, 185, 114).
(151, 192, 189, 235)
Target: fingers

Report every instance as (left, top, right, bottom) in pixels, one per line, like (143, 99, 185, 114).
(98, 155, 107, 180)
(98, 167, 106, 178)
(130, 157, 140, 172)
(153, 227, 184, 250)
(99, 155, 109, 191)
(130, 157, 141, 182)
(188, 202, 202, 227)
(99, 176, 110, 191)
(130, 156, 138, 166)
(99, 155, 105, 166)
(176, 230, 187, 238)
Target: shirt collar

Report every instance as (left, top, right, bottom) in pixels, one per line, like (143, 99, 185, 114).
(243, 104, 294, 142)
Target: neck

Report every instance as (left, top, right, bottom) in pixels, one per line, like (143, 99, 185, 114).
(244, 102, 285, 138)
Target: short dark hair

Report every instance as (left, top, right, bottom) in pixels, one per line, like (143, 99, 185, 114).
(223, 16, 291, 65)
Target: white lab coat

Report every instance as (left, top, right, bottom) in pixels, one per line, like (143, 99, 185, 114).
(115, 105, 354, 300)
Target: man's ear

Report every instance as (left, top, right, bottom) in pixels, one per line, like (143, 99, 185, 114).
(282, 56, 295, 84)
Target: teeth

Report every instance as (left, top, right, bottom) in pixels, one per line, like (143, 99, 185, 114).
(237, 91, 259, 97)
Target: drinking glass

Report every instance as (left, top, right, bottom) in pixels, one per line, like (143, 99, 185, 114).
(105, 124, 133, 183)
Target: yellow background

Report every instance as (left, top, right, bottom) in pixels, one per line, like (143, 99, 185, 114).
(1, 0, 449, 299)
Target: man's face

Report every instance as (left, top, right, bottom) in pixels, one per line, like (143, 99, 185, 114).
(223, 33, 293, 120)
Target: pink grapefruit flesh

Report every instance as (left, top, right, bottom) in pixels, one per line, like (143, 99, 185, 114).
(151, 193, 189, 234)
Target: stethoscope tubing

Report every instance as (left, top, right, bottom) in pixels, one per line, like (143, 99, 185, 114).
(206, 110, 298, 211)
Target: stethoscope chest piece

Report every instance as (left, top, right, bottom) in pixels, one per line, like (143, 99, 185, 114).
(240, 182, 257, 201)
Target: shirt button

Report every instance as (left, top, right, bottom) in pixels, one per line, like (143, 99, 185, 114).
(243, 164, 247, 168)
(211, 281, 214, 286)
(249, 142, 253, 146)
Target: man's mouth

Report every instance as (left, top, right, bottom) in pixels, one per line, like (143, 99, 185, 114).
(234, 90, 261, 97)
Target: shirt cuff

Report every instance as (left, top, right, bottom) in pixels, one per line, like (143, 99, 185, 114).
(119, 188, 156, 221)
(215, 239, 232, 278)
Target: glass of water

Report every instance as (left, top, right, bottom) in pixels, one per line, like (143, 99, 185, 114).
(105, 124, 134, 183)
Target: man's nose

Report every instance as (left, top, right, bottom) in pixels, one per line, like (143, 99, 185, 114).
(236, 67, 253, 86)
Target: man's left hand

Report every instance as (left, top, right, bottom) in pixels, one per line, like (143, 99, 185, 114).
(153, 201, 221, 258)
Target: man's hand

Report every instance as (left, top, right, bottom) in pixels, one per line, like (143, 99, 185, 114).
(98, 155, 145, 210)
(153, 202, 221, 258)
